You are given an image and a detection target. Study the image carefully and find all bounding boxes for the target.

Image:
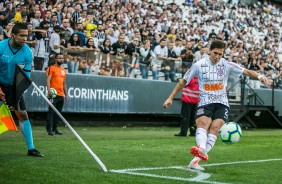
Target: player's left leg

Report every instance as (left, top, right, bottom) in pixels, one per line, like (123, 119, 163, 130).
(14, 98, 44, 157)
(52, 96, 64, 135)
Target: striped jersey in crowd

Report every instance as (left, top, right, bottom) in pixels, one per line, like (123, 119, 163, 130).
(183, 57, 244, 107)
(96, 31, 105, 46)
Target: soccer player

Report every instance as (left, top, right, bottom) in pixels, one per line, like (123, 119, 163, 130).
(0, 23, 44, 157)
(46, 53, 68, 135)
(163, 40, 270, 170)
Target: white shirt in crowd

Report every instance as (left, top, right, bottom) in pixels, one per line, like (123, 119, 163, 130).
(152, 45, 168, 68)
(49, 32, 61, 53)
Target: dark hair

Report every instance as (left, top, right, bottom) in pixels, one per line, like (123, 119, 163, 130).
(69, 33, 83, 46)
(85, 38, 95, 48)
(11, 23, 28, 34)
(210, 40, 226, 50)
(54, 53, 64, 58)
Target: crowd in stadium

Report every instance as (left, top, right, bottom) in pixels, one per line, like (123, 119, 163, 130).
(0, 0, 281, 87)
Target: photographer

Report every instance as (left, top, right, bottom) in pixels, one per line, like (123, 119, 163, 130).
(139, 40, 153, 79)
(163, 42, 181, 82)
(33, 28, 47, 70)
(181, 42, 195, 77)
(125, 37, 140, 78)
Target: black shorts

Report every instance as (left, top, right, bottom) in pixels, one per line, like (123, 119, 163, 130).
(196, 103, 229, 122)
(0, 83, 26, 111)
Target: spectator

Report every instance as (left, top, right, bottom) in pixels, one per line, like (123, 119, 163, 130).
(49, 25, 64, 65)
(194, 47, 208, 62)
(1, 2, 15, 26)
(33, 28, 47, 70)
(163, 42, 181, 82)
(72, 3, 81, 23)
(152, 39, 168, 80)
(14, 4, 26, 23)
(181, 42, 195, 77)
(60, 18, 72, 44)
(125, 37, 140, 77)
(30, 10, 42, 29)
(139, 40, 153, 79)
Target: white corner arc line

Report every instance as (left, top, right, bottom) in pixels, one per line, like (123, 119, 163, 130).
(110, 158, 282, 184)
(111, 169, 226, 184)
(201, 158, 282, 167)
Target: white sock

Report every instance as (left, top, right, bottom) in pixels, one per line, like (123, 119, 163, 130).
(206, 133, 217, 153)
(191, 133, 217, 165)
(195, 128, 208, 150)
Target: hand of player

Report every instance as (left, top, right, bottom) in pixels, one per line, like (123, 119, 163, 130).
(260, 76, 271, 87)
(47, 90, 53, 98)
(163, 98, 172, 109)
(0, 90, 5, 101)
(65, 95, 68, 102)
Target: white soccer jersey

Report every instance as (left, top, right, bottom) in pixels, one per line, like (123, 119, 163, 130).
(183, 57, 244, 107)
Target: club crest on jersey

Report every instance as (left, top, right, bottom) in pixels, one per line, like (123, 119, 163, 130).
(196, 108, 204, 116)
(61, 70, 66, 75)
(217, 66, 225, 76)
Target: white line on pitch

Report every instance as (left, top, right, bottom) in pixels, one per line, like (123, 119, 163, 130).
(111, 170, 225, 184)
(110, 158, 282, 184)
(201, 158, 282, 167)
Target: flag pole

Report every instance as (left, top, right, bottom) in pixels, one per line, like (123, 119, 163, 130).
(31, 82, 108, 172)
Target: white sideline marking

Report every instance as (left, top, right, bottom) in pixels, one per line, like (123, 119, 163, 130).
(110, 158, 282, 184)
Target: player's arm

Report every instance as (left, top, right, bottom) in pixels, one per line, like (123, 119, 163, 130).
(63, 79, 68, 102)
(163, 78, 187, 109)
(23, 49, 33, 78)
(163, 63, 198, 109)
(243, 68, 271, 87)
(46, 75, 52, 97)
(46, 67, 53, 97)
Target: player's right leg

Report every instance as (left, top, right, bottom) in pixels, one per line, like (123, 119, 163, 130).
(190, 105, 213, 161)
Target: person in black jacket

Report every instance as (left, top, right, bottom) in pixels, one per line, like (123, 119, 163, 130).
(163, 42, 181, 81)
(125, 37, 140, 77)
(139, 40, 153, 79)
(112, 35, 128, 76)
(111, 35, 127, 55)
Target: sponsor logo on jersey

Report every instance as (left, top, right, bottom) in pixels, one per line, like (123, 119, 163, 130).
(204, 82, 223, 91)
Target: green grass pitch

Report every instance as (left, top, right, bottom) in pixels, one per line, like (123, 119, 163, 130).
(0, 126, 281, 184)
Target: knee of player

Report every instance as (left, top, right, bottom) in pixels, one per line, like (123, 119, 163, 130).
(209, 120, 225, 134)
(196, 116, 211, 129)
(17, 111, 29, 120)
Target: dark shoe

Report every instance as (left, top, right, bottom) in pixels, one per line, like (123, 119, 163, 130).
(47, 131, 54, 136)
(189, 133, 195, 137)
(54, 130, 63, 135)
(174, 133, 187, 137)
(28, 149, 44, 157)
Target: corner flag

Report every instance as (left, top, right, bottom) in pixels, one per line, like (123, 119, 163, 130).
(5, 65, 32, 107)
(0, 103, 18, 134)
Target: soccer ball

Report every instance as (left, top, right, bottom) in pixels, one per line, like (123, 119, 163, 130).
(219, 122, 242, 144)
(49, 88, 57, 98)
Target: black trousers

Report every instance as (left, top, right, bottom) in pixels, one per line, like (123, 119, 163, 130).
(33, 56, 44, 71)
(46, 96, 64, 132)
(179, 101, 197, 136)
